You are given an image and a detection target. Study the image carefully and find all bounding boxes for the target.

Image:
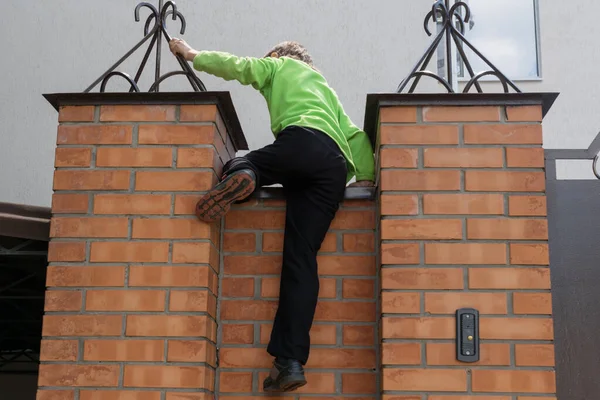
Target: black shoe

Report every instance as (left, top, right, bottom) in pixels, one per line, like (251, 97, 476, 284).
(195, 169, 256, 222)
(263, 357, 307, 392)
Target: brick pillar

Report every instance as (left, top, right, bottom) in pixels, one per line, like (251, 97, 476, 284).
(38, 100, 236, 400)
(377, 102, 556, 399)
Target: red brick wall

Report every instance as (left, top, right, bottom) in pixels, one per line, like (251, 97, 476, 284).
(40, 104, 230, 400)
(378, 104, 556, 400)
(40, 100, 557, 400)
(218, 197, 378, 398)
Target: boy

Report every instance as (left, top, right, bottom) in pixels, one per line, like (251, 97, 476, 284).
(169, 39, 375, 392)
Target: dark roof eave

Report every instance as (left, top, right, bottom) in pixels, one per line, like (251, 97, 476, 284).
(0, 202, 51, 241)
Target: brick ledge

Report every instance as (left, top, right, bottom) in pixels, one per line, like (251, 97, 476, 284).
(43, 91, 248, 151)
(254, 186, 376, 201)
(0, 201, 51, 241)
(363, 92, 560, 147)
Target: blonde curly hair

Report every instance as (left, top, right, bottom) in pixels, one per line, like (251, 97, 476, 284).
(265, 41, 314, 67)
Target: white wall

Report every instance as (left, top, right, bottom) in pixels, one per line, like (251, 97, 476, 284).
(1, 0, 599, 207)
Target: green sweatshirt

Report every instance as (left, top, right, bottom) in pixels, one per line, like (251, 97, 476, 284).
(192, 51, 375, 183)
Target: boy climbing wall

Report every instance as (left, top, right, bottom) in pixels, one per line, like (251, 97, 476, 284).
(169, 38, 375, 393)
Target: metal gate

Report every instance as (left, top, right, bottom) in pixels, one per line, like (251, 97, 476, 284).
(546, 134, 600, 400)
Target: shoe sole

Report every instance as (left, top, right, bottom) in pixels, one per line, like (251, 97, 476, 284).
(195, 170, 256, 222)
(263, 375, 307, 393)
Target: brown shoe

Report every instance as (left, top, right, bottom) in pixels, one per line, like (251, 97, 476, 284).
(195, 169, 256, 222)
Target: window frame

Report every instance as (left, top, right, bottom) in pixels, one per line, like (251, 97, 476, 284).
(456, 0, 543, 82)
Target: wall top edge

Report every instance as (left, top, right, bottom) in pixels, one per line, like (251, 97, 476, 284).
(43, 91, 248, 151)
(363, 92, 560, 144)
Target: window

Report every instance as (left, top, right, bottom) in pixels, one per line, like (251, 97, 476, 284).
(457, 0, 541, 80)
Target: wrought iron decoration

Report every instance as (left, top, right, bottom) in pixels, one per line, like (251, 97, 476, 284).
(397, 0, 521, 94)
(84, 0, 206, 93)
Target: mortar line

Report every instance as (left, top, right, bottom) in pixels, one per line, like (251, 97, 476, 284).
(507, 291, 515, 317)
(416, 106, 424, 123)
(117, 362, 125, 389)
(466, 367, 473, 394)
(510, 341, 516, 368)
(78, 337, 84, 364)
(374, 188, 383, 398)
(214, 209, 227, 398)
(254, 321, 261, 346)
(254, 276, 261, 300)
(163, 338, 168, 365)
(501, 105, 508, 122)
(335, 370, 342, 394)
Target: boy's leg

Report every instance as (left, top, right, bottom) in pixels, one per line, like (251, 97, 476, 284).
(195, 126, 347, 391)
(264, 161, 347, 392)
(195, 143, 283, 222)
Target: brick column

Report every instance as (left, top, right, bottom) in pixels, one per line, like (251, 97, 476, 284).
(38, 99, 237, 400)
(377, 101, 556, 399)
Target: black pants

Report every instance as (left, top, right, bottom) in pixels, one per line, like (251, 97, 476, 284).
(222, 126, 347, 364)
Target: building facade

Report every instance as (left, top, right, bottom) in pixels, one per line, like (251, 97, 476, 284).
(0, 0, 599, 207)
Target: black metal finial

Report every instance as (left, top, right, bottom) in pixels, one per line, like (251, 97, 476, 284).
(84, 0, 206, 93)
(397, 0, 521, 94)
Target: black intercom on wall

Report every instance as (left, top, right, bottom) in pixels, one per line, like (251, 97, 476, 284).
(456, 308, 479, 363)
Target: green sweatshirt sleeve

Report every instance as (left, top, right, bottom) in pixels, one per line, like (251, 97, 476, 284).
(192, 51, 278, 91)
(338, 108, 375, 182)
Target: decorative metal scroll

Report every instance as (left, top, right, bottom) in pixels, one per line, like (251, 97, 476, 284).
(84, 0, 206, 93)
(397, 0, 521, 94)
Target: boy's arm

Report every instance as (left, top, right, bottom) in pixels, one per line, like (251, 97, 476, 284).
(191, 50, 278, 91)
(339, 108, 376, 183)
